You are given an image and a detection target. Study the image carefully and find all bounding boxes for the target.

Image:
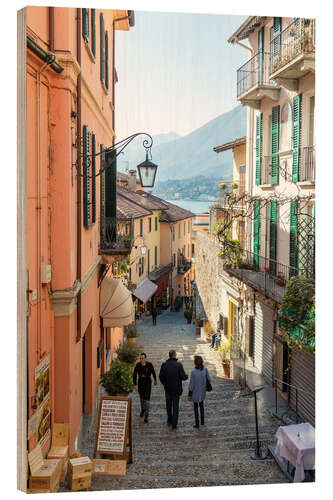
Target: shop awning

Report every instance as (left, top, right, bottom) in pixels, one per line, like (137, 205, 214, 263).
(132, 277, 158, 303)
(100, 277, 134, 327)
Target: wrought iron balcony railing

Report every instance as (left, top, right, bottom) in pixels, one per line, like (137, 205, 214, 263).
(269, 18, 315, 76)
(177, 254, 192, 275)
(237, 51, 273, 98)
(99, 216, 133, 255)
(221, 245, 313, 303)
(299, 146, 315, 183)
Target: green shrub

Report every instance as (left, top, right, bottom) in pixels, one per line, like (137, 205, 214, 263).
(100, 360, 134, 396)
(125, 323, 139, 338)
(115, 340, 141, 365)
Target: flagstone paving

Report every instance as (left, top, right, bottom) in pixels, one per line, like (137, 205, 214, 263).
(61, 310, 288, 491)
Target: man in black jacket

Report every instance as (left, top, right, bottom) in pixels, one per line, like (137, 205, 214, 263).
(133, 353, 157, 423)
(159, 350, 188, 430)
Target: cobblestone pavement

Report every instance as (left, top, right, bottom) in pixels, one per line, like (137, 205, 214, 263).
(60, 310, 287, 492)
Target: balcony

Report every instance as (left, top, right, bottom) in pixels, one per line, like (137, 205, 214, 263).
(148, 263, 173, 282)
(99, 217, 133, 263)
(223, 246, 313, 303)
(237, 51, 280, 109)
(218, 182, 246, 210)
(269, 18, 315, 87)
(177, 254, 192, 275)
(299, 146, 315, 184)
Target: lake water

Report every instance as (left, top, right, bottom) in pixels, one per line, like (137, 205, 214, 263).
(165, 199, 216, 214)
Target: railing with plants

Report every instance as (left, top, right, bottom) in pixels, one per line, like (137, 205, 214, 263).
(299, 146, 315, 183)
(177, 253, 192, 275)
(221, 243, 308, 301)
(269, 18, 315, 76)
(100, 216, 134, 253)
(237, 51, 272, 97)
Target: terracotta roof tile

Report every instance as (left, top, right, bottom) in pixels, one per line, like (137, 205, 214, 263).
(135, 191, 195, 222)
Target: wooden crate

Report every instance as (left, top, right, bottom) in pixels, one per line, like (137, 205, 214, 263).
(69, 456, 93, 478)
(48, 423, 69, 483)
(48, 446, 69, 483)
(68, 471, 92, 491)
(92, 459, 126, 476)
(28, 444, 62, 492)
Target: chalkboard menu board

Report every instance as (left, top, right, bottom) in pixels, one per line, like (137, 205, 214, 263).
(94, 397, 131, 457)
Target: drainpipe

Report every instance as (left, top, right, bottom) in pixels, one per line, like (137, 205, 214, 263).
(76, 9, 82, 339)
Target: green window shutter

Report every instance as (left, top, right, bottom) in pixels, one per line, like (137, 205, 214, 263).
(100, 145, 105, 240)
(91, 9, 96, 57)
(140, 219, 143, 237)
(253, 199, 260, 269)
(289, 200, 298, 276)
(100, 13, 105, 83)
(269, 200, 278, 275)
(105, 31, 109, 91)
(271, 105, 280, 185)
(155, 246, 157, 266)
(292, 94, 302, 182)
(255, 114, 262, 185)
(83, 125, 90, 227)
(148, 249, 150, 273)
(91, 134, 96, 224)
(82, 9, 89, 43)
(105, 149, 116, 220)
(258, 27, 264, 84)
(155, 216, 158, 230)
(273, 17, 281, 57)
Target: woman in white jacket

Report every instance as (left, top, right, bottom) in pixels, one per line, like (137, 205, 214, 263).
(188, 356, 211, 428)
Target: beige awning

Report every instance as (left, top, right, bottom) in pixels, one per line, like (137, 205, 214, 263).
(100, 277, 134, 327)
(133, 277, 158, 303)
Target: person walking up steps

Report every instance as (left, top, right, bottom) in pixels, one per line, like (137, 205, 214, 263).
(188, 355, 211, 428)
(152, 306, 157, 326)
(159, 350, 188, 430)
(133, 353, 157, 423)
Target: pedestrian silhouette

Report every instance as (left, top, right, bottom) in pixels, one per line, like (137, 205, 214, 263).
(133, 353, 157, 423)
(188, 355, 211, 428)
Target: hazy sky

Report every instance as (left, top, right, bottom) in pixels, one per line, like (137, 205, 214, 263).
(115, 10, 247, 139)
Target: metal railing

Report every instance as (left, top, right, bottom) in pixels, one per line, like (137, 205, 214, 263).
(177, 253, 192, 275)
(270, 18, 315, 76)
(237, 51, 273, 97)
(223, 245, 306, 302)
(274, 377, 315, 425)
(299, 146, 315, 183)
(100, 216, 133, 253)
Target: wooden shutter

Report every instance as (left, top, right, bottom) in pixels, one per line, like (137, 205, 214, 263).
(83, 125, 90, 227)
(271, 105, 280, 184)
(269, 200, 277, 275)
(100, 145, 105, 239)
(253, 199, 260, 269)
(91, 134, 96, 224)
(105, 31, 109, 91)
(147, 249, 150, 273)
(155, 246, 157, 266)
(289, 200, 298, 275)
(105, 150, 116, 220)
(155, 216, 158, 230)
(140, 219, 143, 237)
(91, 9, 96, 57)
(292, 94, 302, 182)
(100, 13, 105, 83)
(255, 114, 263, 185)
(273, 17, 281, 57)
(258, 27, 264, 84)
(82, 8, 89, 43)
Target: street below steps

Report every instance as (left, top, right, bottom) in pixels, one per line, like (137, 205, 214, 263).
(63, 310, 288, 491)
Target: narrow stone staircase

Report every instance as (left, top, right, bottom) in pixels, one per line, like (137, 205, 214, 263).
(63, 311, 288, 491)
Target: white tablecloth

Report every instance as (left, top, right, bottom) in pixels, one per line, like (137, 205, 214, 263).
(275, 423, 315, 482)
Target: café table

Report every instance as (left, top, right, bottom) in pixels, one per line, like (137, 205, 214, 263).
(275, 422, 315, 482)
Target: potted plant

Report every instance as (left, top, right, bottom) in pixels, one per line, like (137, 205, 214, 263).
(231, 181, 238, 189)
(115, 340, 141, 369)
(184, 309, 193, 324)
(125, 323, 139, 344)
(100, 360, 134, 396)
(219, 182, 227, 190)
(216, 339, 231, 378)
(174, 295, 183, 312)
(274, 272, 286, 286)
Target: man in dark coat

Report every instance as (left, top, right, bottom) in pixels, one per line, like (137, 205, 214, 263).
(152, 307, 157, 326)
(133, 353, 157, 423)
(159, 350, 188, 430)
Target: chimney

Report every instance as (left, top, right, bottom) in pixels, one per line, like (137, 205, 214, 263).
(128, 169, 137, 192)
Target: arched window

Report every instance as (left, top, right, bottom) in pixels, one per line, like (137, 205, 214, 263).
(280, 102, 292, 151)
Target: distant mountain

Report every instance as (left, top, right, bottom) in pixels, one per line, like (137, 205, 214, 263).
(118, 106, 246, 183)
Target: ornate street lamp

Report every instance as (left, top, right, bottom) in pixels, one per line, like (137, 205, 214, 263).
(137, 153, 158, 188)
(78, 132, 158, 189)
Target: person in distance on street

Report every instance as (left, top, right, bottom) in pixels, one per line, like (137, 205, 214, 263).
(133, 353, 157, 423)
(188, 355, 211, 428)
(159, 350, 188, 430)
